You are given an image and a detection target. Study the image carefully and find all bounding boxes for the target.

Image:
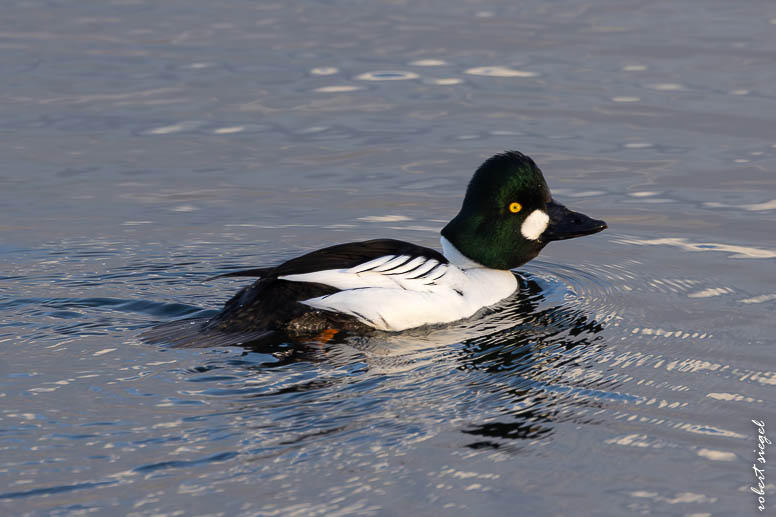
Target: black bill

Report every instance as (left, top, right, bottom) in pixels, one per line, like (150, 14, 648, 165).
(541, 199, 607, 242)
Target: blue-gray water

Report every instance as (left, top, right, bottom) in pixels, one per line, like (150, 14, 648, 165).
(2, 1, 776, 515)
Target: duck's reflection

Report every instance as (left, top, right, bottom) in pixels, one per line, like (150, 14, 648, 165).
(450, 275, 606, 448)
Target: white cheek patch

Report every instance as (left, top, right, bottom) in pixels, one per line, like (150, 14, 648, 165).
(520, 209, 550, 240)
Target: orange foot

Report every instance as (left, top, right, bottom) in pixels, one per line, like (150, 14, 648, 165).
(313, 328, 339, 344)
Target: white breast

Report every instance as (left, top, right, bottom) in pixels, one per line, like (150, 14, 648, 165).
(278, 242, 518, 331)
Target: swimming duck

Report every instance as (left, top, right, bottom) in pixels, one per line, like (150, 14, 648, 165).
(145, 151, 606, 346)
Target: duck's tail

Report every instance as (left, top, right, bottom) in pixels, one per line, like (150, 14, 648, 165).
(203, 267, 274, 282)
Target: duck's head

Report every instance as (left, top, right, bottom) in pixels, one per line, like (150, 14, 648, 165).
(441, 151, 607, 270)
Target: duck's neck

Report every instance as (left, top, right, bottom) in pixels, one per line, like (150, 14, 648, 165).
(440, 236, 490, 270)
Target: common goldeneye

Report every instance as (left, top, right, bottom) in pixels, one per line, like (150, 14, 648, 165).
(144, 151, 606, 346)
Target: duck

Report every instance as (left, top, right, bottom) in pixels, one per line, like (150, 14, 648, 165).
(143, 151, 606, 347)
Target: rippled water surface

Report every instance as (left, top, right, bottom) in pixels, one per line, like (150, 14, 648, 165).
(2, 1, 776, 515)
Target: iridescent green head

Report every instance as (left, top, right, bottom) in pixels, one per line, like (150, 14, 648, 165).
(441, 151, 607, 270)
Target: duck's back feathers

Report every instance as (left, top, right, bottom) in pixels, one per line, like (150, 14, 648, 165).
(207, 239, 447, 281)
(267, 239, 448, 278)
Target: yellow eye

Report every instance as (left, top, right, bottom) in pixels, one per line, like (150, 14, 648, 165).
(509, 202, 522, 213)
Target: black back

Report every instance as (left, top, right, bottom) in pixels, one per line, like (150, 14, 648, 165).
(211, 239, 448, 280)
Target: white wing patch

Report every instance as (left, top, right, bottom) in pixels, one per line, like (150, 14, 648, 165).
(278, 255, 449, 293)
(520, 209, 549, 240)
(349, 254, 399, 273)
(278, 254, 518, 331)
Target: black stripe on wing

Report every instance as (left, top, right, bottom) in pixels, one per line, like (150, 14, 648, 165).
(268, 239, 447, 277)
(205, 239, 447, 281)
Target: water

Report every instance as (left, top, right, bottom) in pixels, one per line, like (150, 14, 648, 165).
(2, 0, 775, 515)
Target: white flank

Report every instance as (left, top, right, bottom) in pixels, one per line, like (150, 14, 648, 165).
(520, 209, 549, 240)
(280, 240, 517, 331)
